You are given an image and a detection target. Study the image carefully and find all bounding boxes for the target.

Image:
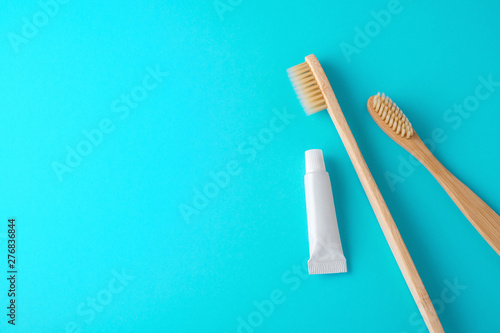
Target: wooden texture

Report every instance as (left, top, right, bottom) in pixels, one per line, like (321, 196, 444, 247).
(367, 96, 500, 256)
(304, 54, 444, 333)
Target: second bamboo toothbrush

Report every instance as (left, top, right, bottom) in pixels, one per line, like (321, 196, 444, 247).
(288, 54, 444, 333)
(367, 93, 500, 255)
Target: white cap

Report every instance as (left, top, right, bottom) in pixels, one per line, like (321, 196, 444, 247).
(305, 149, 326, 173)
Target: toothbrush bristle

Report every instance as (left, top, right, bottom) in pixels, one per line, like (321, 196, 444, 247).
(372, 93, 414, 139)
(287, 62, 326, 115)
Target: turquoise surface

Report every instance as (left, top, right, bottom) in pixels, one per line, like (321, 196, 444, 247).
(1, 0, 499, 332)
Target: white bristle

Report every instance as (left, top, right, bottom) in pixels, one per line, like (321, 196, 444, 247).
(371, 92, 414, 139)
(287, 62, 326, 115)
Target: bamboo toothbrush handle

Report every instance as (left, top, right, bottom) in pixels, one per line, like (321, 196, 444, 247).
(327, 115, 443, 333)
(410, 138, 500, 255)
(313, 86, 444, 331)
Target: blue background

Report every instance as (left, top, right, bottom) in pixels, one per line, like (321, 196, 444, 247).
(1, 0, 499, 332)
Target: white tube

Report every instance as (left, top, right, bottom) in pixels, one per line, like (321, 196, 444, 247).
(304, 149, 347, 274)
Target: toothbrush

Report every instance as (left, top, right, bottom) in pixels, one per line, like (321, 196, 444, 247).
(367, 93, 500, 255)
(288, 55, 444, 333)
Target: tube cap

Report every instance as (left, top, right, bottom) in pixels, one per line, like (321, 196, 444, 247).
(305, 149, 326, 173)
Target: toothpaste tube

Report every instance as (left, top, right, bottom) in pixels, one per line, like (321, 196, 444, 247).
(304, 149, 347, 274)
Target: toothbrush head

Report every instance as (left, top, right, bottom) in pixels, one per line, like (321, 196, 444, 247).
(287, 58, 327, 116)
(367, 93, 414, 139)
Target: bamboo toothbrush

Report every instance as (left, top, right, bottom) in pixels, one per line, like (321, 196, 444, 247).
(367, 93, 500, 255)
(287, 54, 444, 333)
